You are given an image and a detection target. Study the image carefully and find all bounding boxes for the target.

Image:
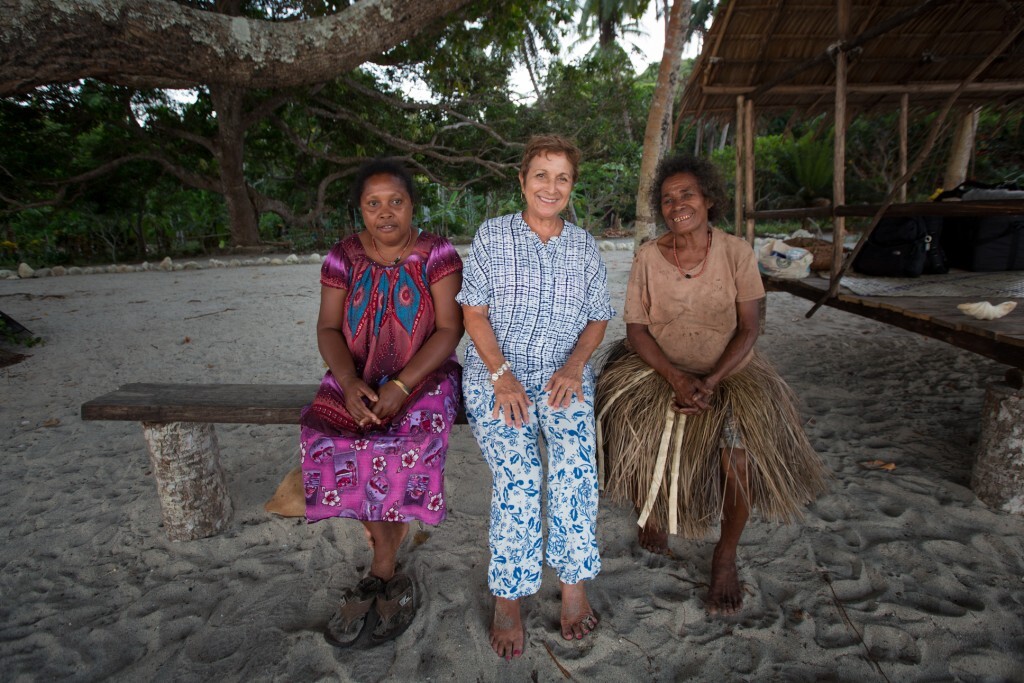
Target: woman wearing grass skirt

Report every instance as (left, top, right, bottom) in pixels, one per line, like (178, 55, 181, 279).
(596, 154, 827, 615)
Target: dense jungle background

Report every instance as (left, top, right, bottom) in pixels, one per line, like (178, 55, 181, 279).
(3, 0, 1023, 269)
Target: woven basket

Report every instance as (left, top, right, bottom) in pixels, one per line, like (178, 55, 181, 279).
(784, 237, 840, 272)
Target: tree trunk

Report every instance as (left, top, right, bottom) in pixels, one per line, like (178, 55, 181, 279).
(943, 107, 981, 190)
(210, 85, 261, 246)
(633, 0, 691, 250)
(972, 382, 1024, 514)
(142, 421, 233, 541)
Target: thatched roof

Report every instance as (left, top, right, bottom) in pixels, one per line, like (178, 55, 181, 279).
(679, 0, 1024, 120)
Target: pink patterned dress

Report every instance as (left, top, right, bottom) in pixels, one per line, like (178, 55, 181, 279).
(300, 230, 462, 525)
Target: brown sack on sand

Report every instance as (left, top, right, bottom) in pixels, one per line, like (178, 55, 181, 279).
(264, 466, 305, 517)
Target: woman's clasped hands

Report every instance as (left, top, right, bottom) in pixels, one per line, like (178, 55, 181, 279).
(670, 370, 718, 415)
(338, 374, 407, 427)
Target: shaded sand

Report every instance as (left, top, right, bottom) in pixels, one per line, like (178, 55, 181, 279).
(2, 248, 1023, 681)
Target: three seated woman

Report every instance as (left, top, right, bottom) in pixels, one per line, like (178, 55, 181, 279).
(300, 145, 825, 654)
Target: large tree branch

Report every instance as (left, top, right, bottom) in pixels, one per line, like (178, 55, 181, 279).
(0, 0, 475, 96)
(339, 77, 525, 149)
(310, 102, 515, 178)
(252, 169, 350, 228)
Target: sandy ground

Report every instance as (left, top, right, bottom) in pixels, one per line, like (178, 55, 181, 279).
(2, 246, 1023, 682)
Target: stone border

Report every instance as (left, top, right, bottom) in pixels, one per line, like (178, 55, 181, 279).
(2, 240, 635, 280)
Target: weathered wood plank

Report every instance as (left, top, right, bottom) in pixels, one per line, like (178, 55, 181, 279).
(81, 383, 321, 424)
(81, 382, 470, 424)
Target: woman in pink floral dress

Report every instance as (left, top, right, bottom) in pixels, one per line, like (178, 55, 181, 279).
(300, 159, 463, 647)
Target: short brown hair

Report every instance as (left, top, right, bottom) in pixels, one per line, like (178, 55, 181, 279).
(519, 134, 581, 183)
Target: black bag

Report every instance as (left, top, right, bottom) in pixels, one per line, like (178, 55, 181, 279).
(853, 216, 945, 277)
(941, 215, 1024, 271)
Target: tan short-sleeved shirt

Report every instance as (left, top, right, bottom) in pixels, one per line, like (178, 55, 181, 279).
(623, 228, 765, 375)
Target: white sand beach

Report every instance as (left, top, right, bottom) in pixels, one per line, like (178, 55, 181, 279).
(2, 247, 1023, 681)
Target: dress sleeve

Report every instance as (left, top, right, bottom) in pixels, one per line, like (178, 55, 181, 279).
(455, 225, 490, 307)
(425, 235, 463, 285)
(584, 238, 616, 321)
(622, 246, 652, 325)
(320, 240, 350, 290)
(733, 241, 766, 302)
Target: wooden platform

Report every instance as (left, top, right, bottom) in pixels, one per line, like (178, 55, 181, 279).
(764, 275, 1024, 369)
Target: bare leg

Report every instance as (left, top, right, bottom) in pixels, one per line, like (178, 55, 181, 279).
(490, 597, 525, 660)
(707, 448, 749, 615)
(560, 581, 598, 640)
(638, 521, 670, 555)
(361, 521, 409, 582)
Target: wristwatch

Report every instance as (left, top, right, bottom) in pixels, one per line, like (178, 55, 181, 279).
(490, 361, 511, 383)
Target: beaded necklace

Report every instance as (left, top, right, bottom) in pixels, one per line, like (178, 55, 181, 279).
(673, 230, 713, 279)
(370, 229, 414, 265)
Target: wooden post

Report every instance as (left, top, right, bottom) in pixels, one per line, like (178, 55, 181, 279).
(972, 383, 1024, 514)
(899, 93, 909, 202)
(744, 99, 755, 244)
(735, 96, 745, 236)
(142, 421, 233, 541)
(832, 0, 850, 281)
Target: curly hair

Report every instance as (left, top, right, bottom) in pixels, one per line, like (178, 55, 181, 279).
(519, 134, 582, 183)
(348, 158, 419, 208)
(650, 155, 727, 224)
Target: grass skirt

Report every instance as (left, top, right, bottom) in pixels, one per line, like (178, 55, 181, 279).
(595, 341, 827, 538)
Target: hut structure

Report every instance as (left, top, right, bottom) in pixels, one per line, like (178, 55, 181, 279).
(677, 0, 1024, 369)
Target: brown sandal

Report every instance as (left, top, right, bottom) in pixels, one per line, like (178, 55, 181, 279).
(324, 575, 385, 647)
(370, 573, 416, 644)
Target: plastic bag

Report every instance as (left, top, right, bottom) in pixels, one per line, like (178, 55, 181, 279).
(757, 239, 813, 279)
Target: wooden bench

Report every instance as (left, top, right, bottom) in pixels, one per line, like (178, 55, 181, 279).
(81, 383, 467, 541)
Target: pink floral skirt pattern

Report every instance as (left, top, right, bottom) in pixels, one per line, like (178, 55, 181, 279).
(299, 363, 460, 525)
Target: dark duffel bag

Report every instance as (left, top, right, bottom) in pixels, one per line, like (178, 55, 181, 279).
(853, 216, 945, 277)
(941, 215, 1024, 271)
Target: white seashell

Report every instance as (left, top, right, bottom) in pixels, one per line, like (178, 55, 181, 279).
(956, 301, 1017, 320)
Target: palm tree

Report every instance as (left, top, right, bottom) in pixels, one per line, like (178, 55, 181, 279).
(578, 0, 650, 50)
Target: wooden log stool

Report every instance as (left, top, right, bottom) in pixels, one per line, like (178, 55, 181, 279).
(972, 370, 1024, 515)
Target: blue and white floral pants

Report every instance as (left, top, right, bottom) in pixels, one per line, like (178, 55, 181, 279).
(464, 381, 601, 599)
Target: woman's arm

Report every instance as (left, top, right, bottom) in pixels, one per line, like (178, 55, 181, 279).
(463, 304, 532, 428)
(545, 320, 608, 407)
(371, 272, 465, 421)
(701, 297, 761, 394)
(626, 322, 711, 414)
(316, 285, 381, 426)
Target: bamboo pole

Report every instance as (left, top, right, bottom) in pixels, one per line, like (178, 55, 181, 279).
(744, 99, 755, 244)
(735, 95, 745, 236)
(899, 93, 909, 202)
(832, 0, 850, 281)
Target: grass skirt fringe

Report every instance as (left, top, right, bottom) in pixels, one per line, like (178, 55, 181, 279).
(595, 340, 828, 538)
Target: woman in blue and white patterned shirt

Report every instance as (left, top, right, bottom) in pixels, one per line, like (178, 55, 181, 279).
(457, 134, 615, 660)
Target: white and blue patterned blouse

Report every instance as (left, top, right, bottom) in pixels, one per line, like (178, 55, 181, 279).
(456, 212, 616, 387)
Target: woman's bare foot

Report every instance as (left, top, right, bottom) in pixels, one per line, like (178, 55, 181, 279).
(490, 597, 524, 660)
(638, 523, 670, 555)
(560, 581, 598, 640)
(706, 542, 743, 615)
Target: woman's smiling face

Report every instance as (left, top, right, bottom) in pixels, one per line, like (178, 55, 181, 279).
(519, 152, 574, 222)
(660, 172, 713, 235)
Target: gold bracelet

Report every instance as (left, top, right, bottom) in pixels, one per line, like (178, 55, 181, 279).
(391, 378, 411, 396)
